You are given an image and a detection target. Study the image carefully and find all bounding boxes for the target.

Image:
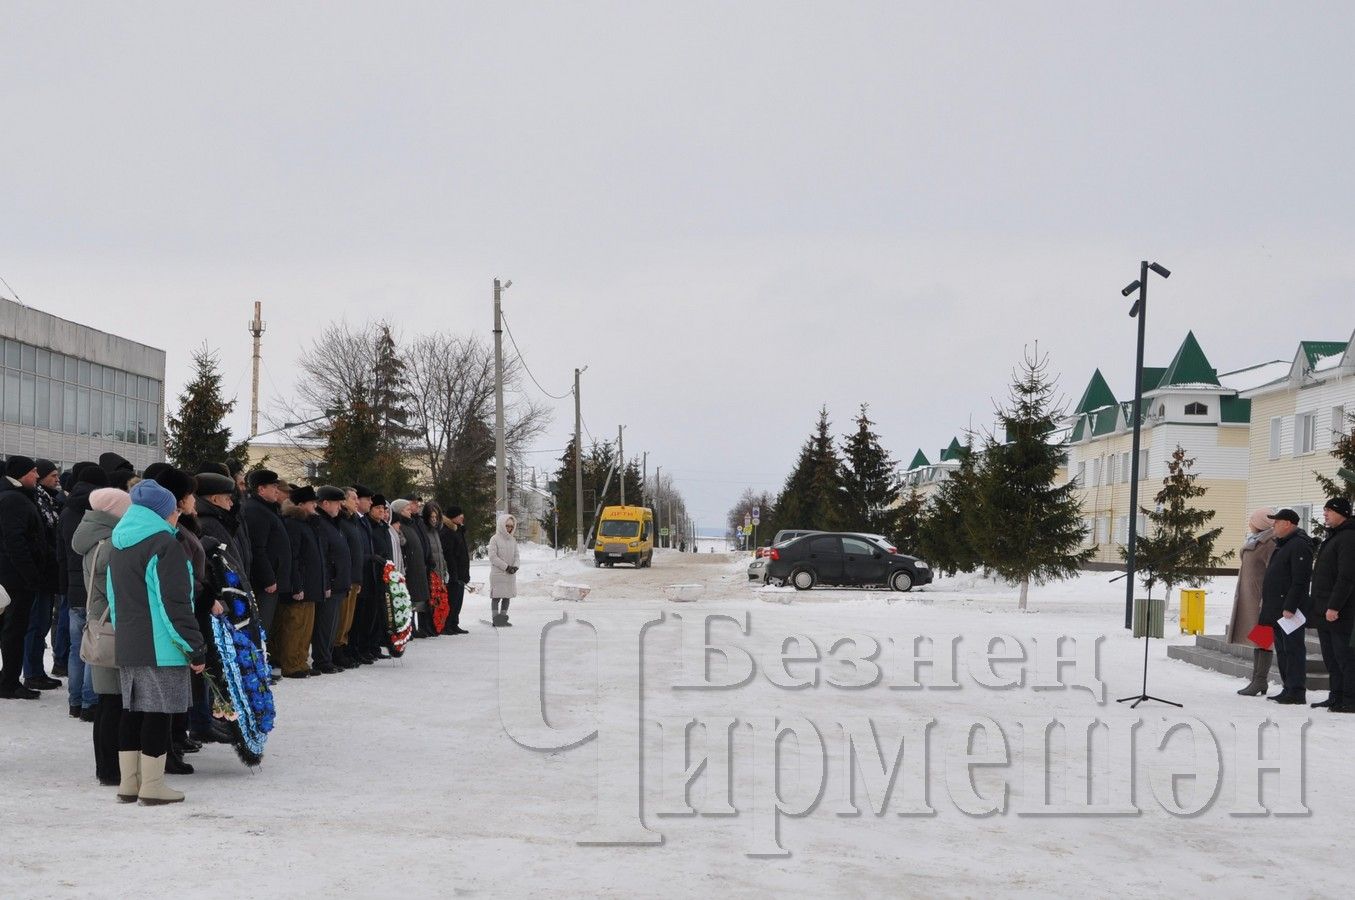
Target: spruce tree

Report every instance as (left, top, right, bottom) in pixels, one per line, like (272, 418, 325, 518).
(371, 323, 419, 445)
(318, 394, 415, 496)
(1313, 409, 1355, 535)
(917, 438, 983, 576)
(164, 344, 249, 473)
(552, 437, 583, 549)
(841, 403, 901, 538)
(970, 350, 1092, 609)
(313, 323, 416, 496)
(894, 488, 925, 556)
(1129, 444, 1234, 599)
(773, 407, 847, 533)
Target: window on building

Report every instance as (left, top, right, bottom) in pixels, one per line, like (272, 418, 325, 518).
(1333, 406, 1347, 441)
(1139, 450, 1149, 480)
(1116, 515, 1129, 545)
(1107, 454, 1118, 484)
(76, 388, 90, 436)
(1269, 417, 1282, 460)
(1121, 451, 1131, 483)
(1184, 402, 1208, 416)
(1294, 505, 1313, 530)
(1295, 412, 1317, 456)
(35, 378, 49, 428)
(19, 373, 35, 426)
(1075, 461, 1085, 485)
(114, 395, 127, 441)
(3, 369, 19, 423)
(305, 461, 321, 481)
(1091, 457, 1102, 485)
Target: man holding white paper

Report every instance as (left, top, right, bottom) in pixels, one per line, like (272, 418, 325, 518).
(1261, 508, 1313, 705)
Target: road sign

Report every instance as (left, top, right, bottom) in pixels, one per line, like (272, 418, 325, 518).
(743, 524, 753, 535)
(660, 527, 670, 537)
(743, 513, 751, 526)
(752, 507, 760, 525)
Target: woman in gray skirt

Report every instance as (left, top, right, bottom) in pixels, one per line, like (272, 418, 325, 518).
(107, 480, 205, 806)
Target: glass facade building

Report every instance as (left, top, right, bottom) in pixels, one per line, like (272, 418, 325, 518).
(1, 298, 166, 473)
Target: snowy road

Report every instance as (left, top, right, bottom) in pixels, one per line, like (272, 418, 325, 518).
(1, 547, 1348, 898)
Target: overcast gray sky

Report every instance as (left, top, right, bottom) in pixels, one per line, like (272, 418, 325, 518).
(4, 2, 1354, 530)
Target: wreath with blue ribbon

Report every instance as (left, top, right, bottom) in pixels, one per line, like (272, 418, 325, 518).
(208, 614, 276, 766)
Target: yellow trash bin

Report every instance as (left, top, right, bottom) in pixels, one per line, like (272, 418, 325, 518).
(1179, 589, 1206, 635)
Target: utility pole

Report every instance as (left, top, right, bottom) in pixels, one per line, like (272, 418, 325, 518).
(574, 367, 585, 552)
(641, 451, 648, 508)
(248, 301, 265, 437)
(493, 278, 511, 513)
(654, 466, 662, 546)
(618, 424, 626, 506)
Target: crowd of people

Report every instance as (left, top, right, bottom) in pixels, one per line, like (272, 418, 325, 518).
(1228, 497, 1355, 710)
(0, 451, 519, 805)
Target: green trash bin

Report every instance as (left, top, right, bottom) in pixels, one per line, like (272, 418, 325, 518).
(1132, 596, 1165, 639)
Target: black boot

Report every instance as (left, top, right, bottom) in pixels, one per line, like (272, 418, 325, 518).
(1312, 692, 1341, 709)
(1237, 649, 1272, 696)
(166, 750, 195, 775)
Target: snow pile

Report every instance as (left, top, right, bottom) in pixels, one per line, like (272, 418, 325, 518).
(550, 580, 592, 601)
(662, 583, 704, 602)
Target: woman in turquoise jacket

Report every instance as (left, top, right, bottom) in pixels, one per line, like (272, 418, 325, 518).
(107, 480, 204, 806)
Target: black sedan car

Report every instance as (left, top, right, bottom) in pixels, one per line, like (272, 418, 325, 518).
(763, 532, 932, 592)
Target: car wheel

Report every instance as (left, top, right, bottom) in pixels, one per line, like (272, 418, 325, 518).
(891, 570, 914, 592)
(594, 559, 602, 568)
(791, 568, 816, 591)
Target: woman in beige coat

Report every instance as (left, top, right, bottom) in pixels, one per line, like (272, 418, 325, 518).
(1230, 507, 1278, 695)
(488, 513, 520, 627)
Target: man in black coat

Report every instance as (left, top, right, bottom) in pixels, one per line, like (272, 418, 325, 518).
(348, 486, 384, 661)
(277, 487, 326, 678)
(1308, 497, 1355, 712)
(32, 460, 69, 682)
(442, 505, 471, 635)
(1259, 509, 1313, 704)
(311, 486, 353, 674)
(241, 469, 292, 654)
(0, 456, 56, 699)
(333, 492, 368, 668)
(365, 494, 398, 655)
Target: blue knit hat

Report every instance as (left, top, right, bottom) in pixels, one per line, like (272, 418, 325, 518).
(130, 479, 176, 520)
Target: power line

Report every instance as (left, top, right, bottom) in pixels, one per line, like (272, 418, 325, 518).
(0, 270, 24, 305)
(500, 309, 573, 400)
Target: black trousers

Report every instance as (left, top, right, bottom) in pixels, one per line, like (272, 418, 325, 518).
(1273, 623, 1307, 693)
(311, 591, 342, 665)
(1317, 620, 1355, 698)
(94, 693, 123, 779)
(0, 582, 34, 691)
(449, 581, 465, 629)
(119, 710, 172, 759)
(354, 585, 382, 653)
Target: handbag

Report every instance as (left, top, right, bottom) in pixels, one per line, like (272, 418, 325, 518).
(81, 602, 117, 667)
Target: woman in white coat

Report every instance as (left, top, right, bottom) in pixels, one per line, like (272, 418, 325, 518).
(487, 513, 520, 627)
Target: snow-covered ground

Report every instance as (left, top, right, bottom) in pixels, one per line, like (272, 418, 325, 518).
(2, 547, 1348, 898)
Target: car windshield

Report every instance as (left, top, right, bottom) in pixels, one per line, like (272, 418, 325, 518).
(600, 520, 641, 538)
